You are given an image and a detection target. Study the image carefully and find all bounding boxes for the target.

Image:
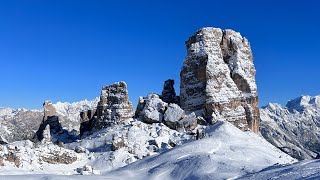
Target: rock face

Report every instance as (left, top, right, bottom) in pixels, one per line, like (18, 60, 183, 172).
(81, 82, 134, 132)
(260, 95, 320, 160)
(180, 27, 259, 133)
(36, 100, 63, 142)
(161, 79, 179, 104)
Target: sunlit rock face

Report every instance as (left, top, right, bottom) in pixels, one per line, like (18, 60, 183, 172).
(180, 27, 259, 133)
(91, 81, 134, 130)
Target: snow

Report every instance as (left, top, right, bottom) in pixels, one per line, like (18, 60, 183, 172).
(0, 121, 296, 179)
(239, 159, 320, 180)
(260, 95, 320, 160)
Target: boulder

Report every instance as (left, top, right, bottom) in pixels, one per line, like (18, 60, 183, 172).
(164, 103, 185, 129)
(139, 94, 168, 124)
(179, 112, 198, 131)
(180, 27, 260, 133)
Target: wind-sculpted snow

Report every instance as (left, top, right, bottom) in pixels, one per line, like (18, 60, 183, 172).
(239, 159, 320, 180)
(260, 95, 320, 160)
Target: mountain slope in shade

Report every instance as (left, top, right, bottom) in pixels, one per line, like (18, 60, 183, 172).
(260, 95, 320, 160)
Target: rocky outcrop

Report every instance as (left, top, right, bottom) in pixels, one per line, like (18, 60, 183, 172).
(79, 109, 97, 135)
(80, 82, 134, 133)
(36, 101, 63, 142)
(260, 95, 320, 160)
(0, 140, 79, 167)
(161, 79, 179, 104)
(180, 27, 259, 133)
(35, 101, 77, 144)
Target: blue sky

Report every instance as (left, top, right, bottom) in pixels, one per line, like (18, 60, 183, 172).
(0, 0, 319, 109)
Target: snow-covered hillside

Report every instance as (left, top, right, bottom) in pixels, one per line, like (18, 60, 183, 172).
(0, 121, 296, 179)
(260, 95, 320, 160)
(239, 159, 320, 179)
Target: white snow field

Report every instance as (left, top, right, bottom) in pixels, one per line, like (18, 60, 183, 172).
(0, 121, 298, 180)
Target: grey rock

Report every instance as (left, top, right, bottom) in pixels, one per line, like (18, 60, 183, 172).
(91, 82, 134, 130)
(139, 94, 168, 124)
(180, 27, 259, 133)
(164, 103, 185, 129)
(179, 112, 198, 131)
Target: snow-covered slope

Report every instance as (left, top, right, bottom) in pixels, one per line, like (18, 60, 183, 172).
(240, 159, 320, 179)
(0, 121, 296, 179)
(101, 121, 295, 180)
(0, 98, 98, 143)
(260, 95, 320, 160)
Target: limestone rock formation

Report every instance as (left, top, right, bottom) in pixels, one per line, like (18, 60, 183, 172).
(180, 27, 259, 133)
(35, 100, 77, 144)
(161, 79, 179, 104)
(36, 101, 63, 142)
(89, 82, 134, 130)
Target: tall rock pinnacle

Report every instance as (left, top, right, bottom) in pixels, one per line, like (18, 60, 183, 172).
(180, 27, 260, 133)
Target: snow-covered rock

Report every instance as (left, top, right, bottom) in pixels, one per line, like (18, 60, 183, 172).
(163, 103, 185, 129)
(137, 94, 168, 124)
(0, 140, 81, 170)
(180, 27, 260, 133)
(41, 125, 51, 144)
(91, 82, 134, 130)
(180, 112, 198, 131)
(260, 95, 320, 160)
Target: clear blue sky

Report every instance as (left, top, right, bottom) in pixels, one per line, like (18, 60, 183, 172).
(0, 0, 319, 109)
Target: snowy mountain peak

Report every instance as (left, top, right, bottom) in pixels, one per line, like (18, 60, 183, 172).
(262, 103, 283, 111)
(286, 95, 320, 112)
